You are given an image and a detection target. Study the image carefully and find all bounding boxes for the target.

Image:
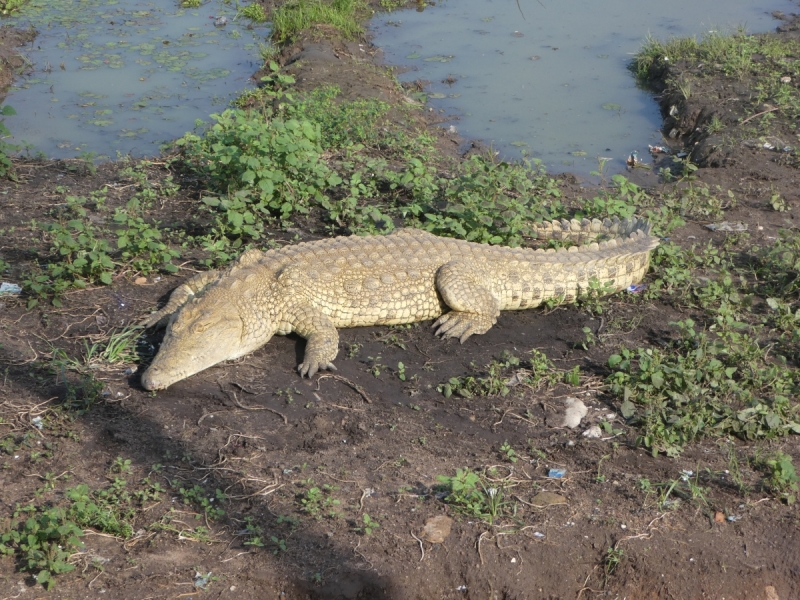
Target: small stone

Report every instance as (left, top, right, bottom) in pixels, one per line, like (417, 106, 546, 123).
(134, 276, 147, 285)
(780, 76, 791, 83)
(530, 491, 568, 507)
(765, 585, 780, 600)
(422, 515, 453, 543)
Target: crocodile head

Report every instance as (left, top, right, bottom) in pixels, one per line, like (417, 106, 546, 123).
(141, 290, 271, 391)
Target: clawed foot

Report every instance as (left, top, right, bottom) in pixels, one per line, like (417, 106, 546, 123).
(433, 311, 494, 343)
(298, 360, 338, 378)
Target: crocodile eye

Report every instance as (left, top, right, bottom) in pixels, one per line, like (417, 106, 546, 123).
(191, 321, 211, 335)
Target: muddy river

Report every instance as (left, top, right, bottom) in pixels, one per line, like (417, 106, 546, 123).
(371, 0, 799, 176)
(2, 0, 267, 160)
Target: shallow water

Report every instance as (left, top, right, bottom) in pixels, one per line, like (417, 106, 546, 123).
(2, 0, 267, 160)
(371, 0, 799, 177)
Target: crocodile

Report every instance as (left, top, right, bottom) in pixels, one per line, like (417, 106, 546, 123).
(140, 217, 659, 390)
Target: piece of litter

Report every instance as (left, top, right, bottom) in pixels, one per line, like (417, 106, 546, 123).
(531, 491, 568, 507)
(0, 282, 21, 296)
(727, 515, 741, 522)
(194, 571, 213, 589)
(648, 144, 670, 155)
(456, 585, 468, 592)
(626, 283, 647, 294)
(582, 425, 602, 439)
(705, 221, 748, 232)
(533, 531, 545, 538)
(511, 557, 517, 563)
(547, 469, 566, 479)
(31, 417, 43, 430)
(562, 397, 588, 428)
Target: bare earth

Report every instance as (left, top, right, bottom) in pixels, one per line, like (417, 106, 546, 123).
(0, 7, 799, 600)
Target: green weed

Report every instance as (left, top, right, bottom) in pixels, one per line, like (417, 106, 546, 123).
(609, 319, 800, 456)
(240, 2, 267, 22)
(271, 0, 366, 44)
(436, 468, 514, 524)
(756, 451, 799, 504)
(0, 506, 83, 590)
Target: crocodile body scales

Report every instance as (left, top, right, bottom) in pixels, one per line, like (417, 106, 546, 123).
(140, 217, 659, 390)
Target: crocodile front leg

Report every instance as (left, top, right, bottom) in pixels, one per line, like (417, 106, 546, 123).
(140, 269, 222, 328)
(292, 305, 340, 377)
(433, 260, 500, 343)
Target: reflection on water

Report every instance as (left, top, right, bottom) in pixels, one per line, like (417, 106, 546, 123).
(3, 0, 268, 159)
(372, 0, 798, 176)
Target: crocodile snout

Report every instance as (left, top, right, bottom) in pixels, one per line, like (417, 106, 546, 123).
(141, 366, 167, 391)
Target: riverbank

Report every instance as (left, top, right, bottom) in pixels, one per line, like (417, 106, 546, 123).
(0, 3, 798, 598)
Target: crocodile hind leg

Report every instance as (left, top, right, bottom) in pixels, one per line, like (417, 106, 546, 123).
(433, 260, 500, 343)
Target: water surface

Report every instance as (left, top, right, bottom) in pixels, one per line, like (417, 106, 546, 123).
(372, 0, 798, 176)
(3, 0, 267, 159)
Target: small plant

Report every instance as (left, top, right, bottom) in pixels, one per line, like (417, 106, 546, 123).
(604, 546, 624, 578)
(110, 457, 132, 474)
(179, 485, 226, 520)
(499, 441, 518, 463)
(240, 2, 267, 22)
(757, 451, 799, 504)
(298, 484, 341, 519)
(270, 536, 287, 554)
(436, 468, 514, 524)
(355, 513, 380, 535)
(0, 506, 84, 590)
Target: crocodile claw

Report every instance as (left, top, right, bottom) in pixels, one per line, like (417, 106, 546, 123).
(298, 361, 337, 378)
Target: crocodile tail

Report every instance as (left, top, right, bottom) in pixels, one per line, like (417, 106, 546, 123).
(530, 216, 654, 245)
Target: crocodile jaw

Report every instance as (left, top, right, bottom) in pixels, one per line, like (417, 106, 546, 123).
(141, 299, 265, 391)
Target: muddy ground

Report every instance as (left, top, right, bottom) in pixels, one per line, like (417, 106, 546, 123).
(1, 4, 800, 600)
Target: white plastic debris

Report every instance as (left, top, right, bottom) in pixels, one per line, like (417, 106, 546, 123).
(705, 222, 748, 232)
(582, 425, 602, 439)
(31, 416, 44, 430)
(0, 282, 21, 296)
(562, 397, 588, 429)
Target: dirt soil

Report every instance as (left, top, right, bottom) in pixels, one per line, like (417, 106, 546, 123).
(1, 6, 800, 600)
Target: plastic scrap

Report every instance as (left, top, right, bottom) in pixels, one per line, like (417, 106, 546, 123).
(548, 468, 566, 479)
(648, 144, 671, 155)
(195, 571, 213, 589)
(31, 416, 43, 430)
(562, 397, 588, 428)
(626, 283, 647, 294)
(582, 425, 602, 439)
(705, 221, 748, 232)
(0, 282, 21, 296)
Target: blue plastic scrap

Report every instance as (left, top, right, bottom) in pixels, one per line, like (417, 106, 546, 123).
(548, 468, 566, 479)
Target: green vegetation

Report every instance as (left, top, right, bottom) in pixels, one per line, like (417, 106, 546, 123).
(633, 29, 800, 125)
(22, 167, 180, 307)
(271, 0, 366, 44)
(436, 468, 515, 524)
(0, 0, 27, 15)
(0, 506, 84, 590)
(240, 2, 267, 22)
